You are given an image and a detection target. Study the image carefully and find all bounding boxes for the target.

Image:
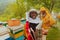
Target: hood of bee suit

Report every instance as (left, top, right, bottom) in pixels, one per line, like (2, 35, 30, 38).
(40, 7, 51, 17)
(26, 9, 40, 23)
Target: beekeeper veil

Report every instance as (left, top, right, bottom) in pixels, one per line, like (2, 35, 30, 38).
(26, 9, 40, 23)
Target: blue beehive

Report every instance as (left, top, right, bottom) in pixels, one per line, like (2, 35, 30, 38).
(5, 37, 15, 40)
(16, 35, 24, 40)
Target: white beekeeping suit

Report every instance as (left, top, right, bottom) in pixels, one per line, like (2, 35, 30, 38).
(26, 9, 43, 40)
(26, 9, 43, 30)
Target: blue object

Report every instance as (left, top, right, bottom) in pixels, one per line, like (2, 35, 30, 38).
(21, 20, 26, 24)
(5, 37, 15, 40)
(16, 35, 24, 40)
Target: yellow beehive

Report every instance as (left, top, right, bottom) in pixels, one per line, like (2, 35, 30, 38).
(14, 31, 24, 39)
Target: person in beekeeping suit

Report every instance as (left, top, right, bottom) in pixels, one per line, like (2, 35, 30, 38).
(25, 9, 41, 40)
(39, 7, 56, 40)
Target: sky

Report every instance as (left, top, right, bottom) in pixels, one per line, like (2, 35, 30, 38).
(0, 0, 16, 13)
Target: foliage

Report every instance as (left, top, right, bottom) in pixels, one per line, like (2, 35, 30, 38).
(0, 0, 60, 21)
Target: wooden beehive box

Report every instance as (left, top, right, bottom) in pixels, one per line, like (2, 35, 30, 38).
(8, 19, 20, 26)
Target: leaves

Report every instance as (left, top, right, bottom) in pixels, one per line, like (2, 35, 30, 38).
(0, 0, 60, 21)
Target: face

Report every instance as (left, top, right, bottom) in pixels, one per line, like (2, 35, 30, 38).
(30, 11, 37, 19)
(40, 11, 46, 18)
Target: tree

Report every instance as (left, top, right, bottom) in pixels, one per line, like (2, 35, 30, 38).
(0, 0, 60, 21)
(26, 0, 60, 13)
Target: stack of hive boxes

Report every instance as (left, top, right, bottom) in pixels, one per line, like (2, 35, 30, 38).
(0, 25, 14, 40)
(8, 19, 24, 40)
